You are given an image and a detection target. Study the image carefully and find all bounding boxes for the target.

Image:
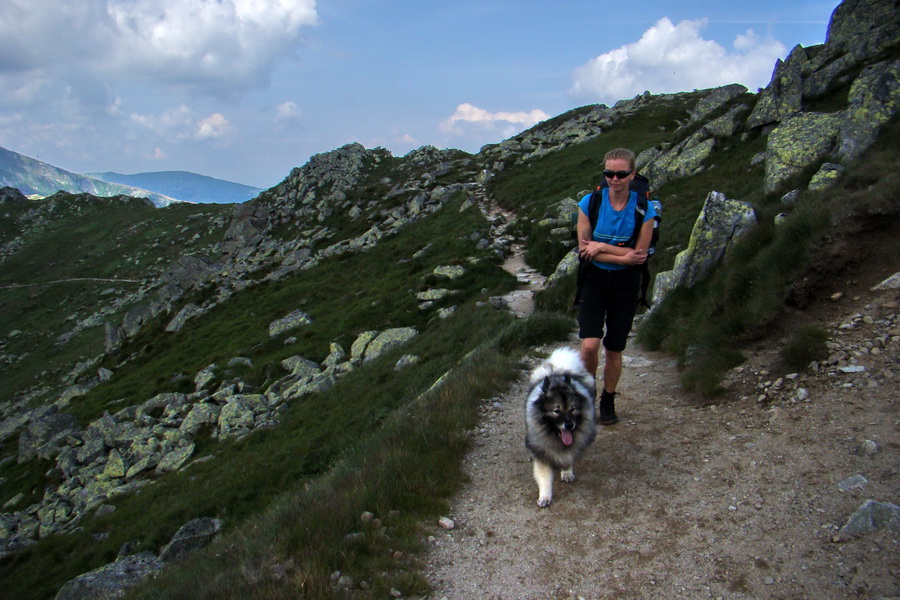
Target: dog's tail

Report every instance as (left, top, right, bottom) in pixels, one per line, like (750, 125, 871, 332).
(529, 347, 595, 398)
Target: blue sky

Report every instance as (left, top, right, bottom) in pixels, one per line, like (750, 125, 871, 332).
(0, 0, 839, 189)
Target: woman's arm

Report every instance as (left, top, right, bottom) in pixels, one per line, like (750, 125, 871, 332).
(578, 211, 649, 266)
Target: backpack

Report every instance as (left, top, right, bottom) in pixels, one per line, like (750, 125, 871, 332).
(573, 173, 662, 308)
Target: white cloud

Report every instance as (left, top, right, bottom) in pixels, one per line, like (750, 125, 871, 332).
(569, 18, 786, 104)
(131, 105, 232, 143)
(440, 103, 549, 135)
(275, 101, 302, 124)
(0, 0, 320, 96)
(196, 113, 232, 141)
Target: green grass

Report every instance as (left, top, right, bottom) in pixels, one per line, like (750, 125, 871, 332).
(0, 307, 573, 600)
(778, 325, 830, 372)
(60, 194, 511, 425)
(0, 195, 232, 406)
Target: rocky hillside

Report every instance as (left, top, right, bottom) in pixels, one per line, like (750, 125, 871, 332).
(0, 0, 898, 598)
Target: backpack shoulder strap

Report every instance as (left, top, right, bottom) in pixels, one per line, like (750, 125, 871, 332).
(627, 193, 648, 249)
(588, 187, 603, 233)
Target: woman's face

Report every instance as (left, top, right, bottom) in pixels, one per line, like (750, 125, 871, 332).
(604, 158, 635, 193)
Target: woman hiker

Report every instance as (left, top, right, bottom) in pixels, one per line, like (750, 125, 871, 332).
(576, 147, 657, 425)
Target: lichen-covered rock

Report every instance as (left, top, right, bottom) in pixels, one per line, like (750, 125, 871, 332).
(837, 60, 900, 161)
(764, 112, 843, 193)
(165, 303, 204, 333)
(216, 397, 258, 438)
(268, 309, 313, 338)
(688, 84, 748, 124)
(322, 343, 347, 368)
(546, 250, 579, 289)
(158, 517, 223, 562)
(350, 330, 379, 362)
(280, 355, 321, 378)
(103, 450, 127, 479)
(702, 104, 751, 139)
(433, 265, 466, 279)
(281, 371, 336, 400)
(179, 403, 221, 436)
(825, 0, 900, 47)
(747, 45, 807, 129)
(54, 552, 164, 600)
(641, 133, 716, 188)
(415, 289, 455, 302)
(363, 327, 418, 362)
(808, 162, 845, 190)
(155, 443, 195, 473)
(652, 192, 757, 306)
(194, 363, 218, 391)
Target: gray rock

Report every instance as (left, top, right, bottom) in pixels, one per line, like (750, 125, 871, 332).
(837, 60, 900, 162)
(179, 403, 221, 436)
(652, 192, 757, 306)
(268, 309, 313, 338)
(838, 500, 900, 539)
(363, 327, 418, 362)
(54, 552, 164, 600)
(280, 355, 321, 378)
(158, 517, 223, 562)
(764, 112, 843, 193)
(155, 443, 195, 473)
(165, 303, 205, 332)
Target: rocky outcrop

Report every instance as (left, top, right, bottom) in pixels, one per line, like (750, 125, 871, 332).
(0, 325, 421, 556)
(651, 192, 757, 306)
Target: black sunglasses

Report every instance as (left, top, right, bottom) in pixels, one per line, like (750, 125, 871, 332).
(603, 169, 633, 179)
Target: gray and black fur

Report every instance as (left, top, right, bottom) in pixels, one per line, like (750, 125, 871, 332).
(525, 347, 596, 507)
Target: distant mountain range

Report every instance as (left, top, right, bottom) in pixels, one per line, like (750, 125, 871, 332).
(0, 145, 261, 206)
(88, 171, 262, 204)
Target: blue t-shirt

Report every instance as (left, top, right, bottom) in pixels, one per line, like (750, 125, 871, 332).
(578, 188, 658, 271)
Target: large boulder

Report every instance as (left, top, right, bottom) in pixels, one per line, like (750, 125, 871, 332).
(158, 517, 223, 562)
(363, 327, 419, 362)
(825, 0, 900, 47)
(652, 192, 757, 306)
(747, 45, 807, 129)
(54, 552, 164, 600)
(764, 112, 843, 194)
(837, 60, 900, 161)
(268, 309, 313, 338)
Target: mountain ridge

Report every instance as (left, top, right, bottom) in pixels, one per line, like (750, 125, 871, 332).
(0, 146, 180, 208)
(87, 170, 262, 204)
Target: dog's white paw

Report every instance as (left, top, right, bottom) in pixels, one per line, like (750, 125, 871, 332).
(537, 495, 552, 508)
(561, 468, 575, 483)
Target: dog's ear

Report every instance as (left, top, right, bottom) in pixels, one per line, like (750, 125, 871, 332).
(541, 376, 551, 393)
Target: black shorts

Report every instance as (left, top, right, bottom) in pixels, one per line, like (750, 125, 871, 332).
(577, 265, 641, 352)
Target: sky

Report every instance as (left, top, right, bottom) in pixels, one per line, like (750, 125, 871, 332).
(0, 0, 840, 189)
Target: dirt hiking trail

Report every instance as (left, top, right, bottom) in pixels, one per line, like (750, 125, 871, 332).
(423, 279, 899, 599)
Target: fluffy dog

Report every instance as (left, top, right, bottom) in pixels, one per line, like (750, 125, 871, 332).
(525, 347, 596, 508)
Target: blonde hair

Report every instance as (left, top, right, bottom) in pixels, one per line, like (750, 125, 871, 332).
(604, 148, 635, 170)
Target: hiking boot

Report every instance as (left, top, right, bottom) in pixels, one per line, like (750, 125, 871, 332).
(598, 390, 618, 426)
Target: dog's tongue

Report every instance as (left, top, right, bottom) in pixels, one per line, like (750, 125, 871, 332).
(560, 429, 573, 446)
